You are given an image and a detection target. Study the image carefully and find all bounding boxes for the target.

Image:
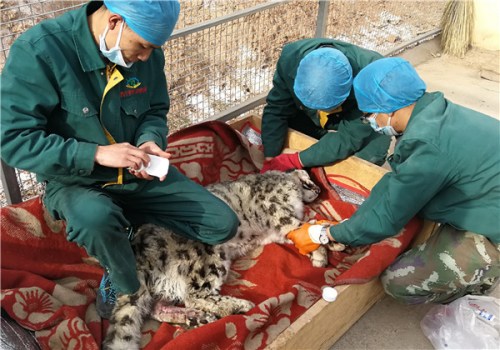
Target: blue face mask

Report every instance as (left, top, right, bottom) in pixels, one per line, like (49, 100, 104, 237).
(365, 113, 401, 136)
(99, 22, 133, 68)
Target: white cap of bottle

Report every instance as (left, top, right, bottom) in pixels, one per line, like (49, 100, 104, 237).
(322, 287, 338, 302)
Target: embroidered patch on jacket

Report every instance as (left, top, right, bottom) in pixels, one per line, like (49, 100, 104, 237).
(121, 77, 148, 98)
(126, 77, 141, 89)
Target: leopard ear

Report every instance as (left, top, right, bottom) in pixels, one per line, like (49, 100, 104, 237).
(290, 169, 309, 180)
(290, 169, 310, 186)
(285, 169, 302, 182)
(285, 168, 309, 176)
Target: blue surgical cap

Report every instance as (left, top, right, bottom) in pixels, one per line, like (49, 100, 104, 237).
(293, 47, 353, 111)
(353, 57, 426, 113)
(104, 0, 180, 46)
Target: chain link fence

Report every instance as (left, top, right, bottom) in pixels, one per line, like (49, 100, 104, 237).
(0, 0, 446, 206)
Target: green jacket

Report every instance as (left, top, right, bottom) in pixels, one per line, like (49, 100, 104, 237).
(333, 92, 500, 245)
(0, 1, 169, 187)
(261, 38, 387, 165)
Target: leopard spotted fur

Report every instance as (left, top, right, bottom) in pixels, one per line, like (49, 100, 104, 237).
(103, 170, 323, 350)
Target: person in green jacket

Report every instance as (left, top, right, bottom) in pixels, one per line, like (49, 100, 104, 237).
(260, 38, 392, 173)
(289, 58, 499, 303)
(0, 1, 239, 318)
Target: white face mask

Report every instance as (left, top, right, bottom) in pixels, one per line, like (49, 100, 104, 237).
(366, 113, 401, 136)
(99, 22, 133, 68)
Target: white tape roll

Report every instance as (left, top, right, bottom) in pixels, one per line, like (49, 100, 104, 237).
(138, 155, 170, 178)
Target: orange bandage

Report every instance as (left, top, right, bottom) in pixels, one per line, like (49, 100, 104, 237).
(287, 220, 339, 255)
(287, 223, 322, 255)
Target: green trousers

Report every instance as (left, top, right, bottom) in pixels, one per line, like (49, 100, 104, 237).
(381, 224, 500, 304)
(43, 166, 239, 294)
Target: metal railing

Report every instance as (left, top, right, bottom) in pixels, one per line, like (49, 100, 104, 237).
(0, 0, 446, 206)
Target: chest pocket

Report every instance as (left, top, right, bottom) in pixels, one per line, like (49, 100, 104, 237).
(121, 96, 151, 119)
(58, 94, 106, 143)
(61, 94, 99, 118)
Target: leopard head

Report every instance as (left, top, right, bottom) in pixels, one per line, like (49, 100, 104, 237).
(290, 169, 321, 203)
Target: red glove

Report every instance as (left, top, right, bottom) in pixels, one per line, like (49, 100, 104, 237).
(260, 152, 303, 173)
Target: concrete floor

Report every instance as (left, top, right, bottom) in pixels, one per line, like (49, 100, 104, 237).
(330, 38, 500, 350)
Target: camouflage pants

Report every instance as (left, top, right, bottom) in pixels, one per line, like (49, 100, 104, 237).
(381, 224, 500, 304)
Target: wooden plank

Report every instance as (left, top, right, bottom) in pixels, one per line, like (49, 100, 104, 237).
(267, 280, 385, 350)
(411, 220, 438, 247)
(227, 114, 262, 130)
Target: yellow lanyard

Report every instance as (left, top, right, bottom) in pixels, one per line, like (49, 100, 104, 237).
(101, 64, 125, 187)
(318, 105, 343, 128)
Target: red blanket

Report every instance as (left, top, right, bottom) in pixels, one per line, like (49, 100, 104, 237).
(0, 121, 422, 349)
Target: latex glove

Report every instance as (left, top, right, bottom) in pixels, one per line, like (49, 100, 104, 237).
(260, 152, 303, 173)
(315, 219, 340, 226)
(287, 223, 329, 255)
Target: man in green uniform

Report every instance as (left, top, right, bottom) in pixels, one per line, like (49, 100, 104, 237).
(0, 1, 239, 318)
(289, 58, 499, 303)
(261, 38, 391, 173)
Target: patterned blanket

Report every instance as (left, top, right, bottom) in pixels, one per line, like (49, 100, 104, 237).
(0, 120, 422, 349)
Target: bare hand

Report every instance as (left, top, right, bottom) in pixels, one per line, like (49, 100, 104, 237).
(130, 141, 171, 182)
(95, 143, 150, 170)
(138, 141, 170, 159)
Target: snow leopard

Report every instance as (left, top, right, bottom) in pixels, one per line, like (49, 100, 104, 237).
(103, 170, 323, 350)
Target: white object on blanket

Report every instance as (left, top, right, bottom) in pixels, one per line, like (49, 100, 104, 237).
(322, 287, 338, 302)
(138, 155, 169, 178)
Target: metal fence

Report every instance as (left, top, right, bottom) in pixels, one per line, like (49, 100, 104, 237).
(0, 0, 446, 206)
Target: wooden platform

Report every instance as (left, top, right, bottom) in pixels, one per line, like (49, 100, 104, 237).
(229, 114, 436, 349)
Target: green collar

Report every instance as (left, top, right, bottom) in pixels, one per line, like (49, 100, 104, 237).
(406, 91, 444, 128)
(72, 1, 106, 73)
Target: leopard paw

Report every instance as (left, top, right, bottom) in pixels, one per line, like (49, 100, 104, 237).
(213, 297, 255, 318)
(309, 245, 329, 267)
(186, 311, 219, 328)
